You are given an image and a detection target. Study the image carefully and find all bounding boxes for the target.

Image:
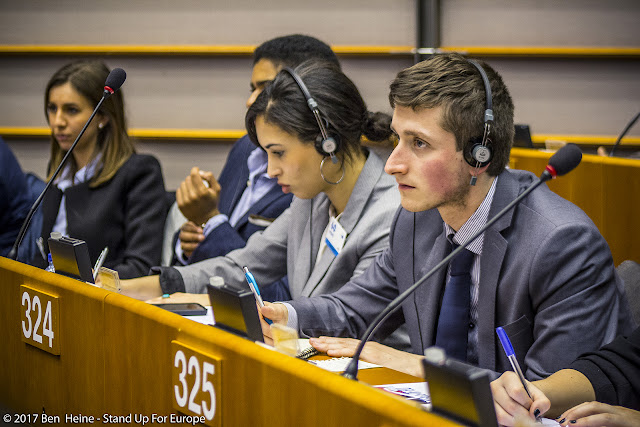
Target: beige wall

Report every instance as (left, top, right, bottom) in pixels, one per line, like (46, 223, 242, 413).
(1, 0, 638, 190)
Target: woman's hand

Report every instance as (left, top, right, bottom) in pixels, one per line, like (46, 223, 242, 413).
(491, 371, 550, 426)
(558, 402, 640, 427)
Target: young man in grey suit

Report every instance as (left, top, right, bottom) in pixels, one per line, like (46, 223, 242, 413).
(261, 53, 635, 380)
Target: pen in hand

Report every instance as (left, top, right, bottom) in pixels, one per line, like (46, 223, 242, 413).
(496, 327, 541, 422)
(93, 247, 109, 280)
(243, 266, 272, 325)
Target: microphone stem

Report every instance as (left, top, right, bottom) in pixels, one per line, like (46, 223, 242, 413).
(609, 111, 640, 157)
(7, 95, 107, 261)
(343, 173, 550, 380)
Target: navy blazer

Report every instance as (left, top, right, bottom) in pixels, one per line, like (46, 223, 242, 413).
(188, 135, 293, 263)
(0, 138, 43, 262)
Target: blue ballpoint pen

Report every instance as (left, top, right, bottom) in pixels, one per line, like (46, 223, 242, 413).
(496, 327, 541, 421)
(243, 266, 272, 325)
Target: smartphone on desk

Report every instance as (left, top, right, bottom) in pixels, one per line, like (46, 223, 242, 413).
(154, 303, 207, 316)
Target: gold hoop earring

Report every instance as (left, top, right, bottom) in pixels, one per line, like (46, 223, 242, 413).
(320, 157, 345, 185)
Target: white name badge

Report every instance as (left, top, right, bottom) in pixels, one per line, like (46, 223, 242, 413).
(325, 217, 347, 256)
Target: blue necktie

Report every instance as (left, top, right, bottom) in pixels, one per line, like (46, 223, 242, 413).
(434, 244, 474, 361)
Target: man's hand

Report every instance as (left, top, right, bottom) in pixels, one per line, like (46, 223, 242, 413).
(491, 371, 550, 426)
(258, 302, 289, 346)
(178, 221, 204, 258)
(176, 167, 222, 226)
(308, 337, 424, 376)
(558, 402, 640, 427)
(120, 276, 164, 301)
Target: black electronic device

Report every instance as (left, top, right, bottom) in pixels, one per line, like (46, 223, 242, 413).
(206, 282, 264, 342)
(422, 347, 498, 427)
(154, 303, 207, 316)
(48, 236, 94, 283)
(514, 124, 534, 148)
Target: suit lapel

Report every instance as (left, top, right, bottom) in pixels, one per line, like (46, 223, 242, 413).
(220, 159, 249, 216)
(302, 152, 382, 296)
(413, 221, 450, 351)
(291, 196, 330, 297)
(233, 186, 288, 230)
(476, 171, 519, 371)
(337, 150, 382, 235)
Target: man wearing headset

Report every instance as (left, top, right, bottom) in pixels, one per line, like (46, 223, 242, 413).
(168, 35, 340, 300)
(260, 53, 634, 379)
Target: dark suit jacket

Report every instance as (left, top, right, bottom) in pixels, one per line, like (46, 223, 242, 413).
(0, 137, 43, 262)
(290, 169, 636, 379)
(34, 154, 167, 279)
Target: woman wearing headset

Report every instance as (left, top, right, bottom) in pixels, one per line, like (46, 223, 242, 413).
(121, 60, 407, 348)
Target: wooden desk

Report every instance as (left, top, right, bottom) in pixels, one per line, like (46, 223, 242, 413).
(510, 148, 640, 265)
(0, 258, 459, 426)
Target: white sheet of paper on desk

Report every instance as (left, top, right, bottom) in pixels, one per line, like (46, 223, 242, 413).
(184, 307, 214, 325)
(308, 357, 380, 372)
(375, 382, 430, 404)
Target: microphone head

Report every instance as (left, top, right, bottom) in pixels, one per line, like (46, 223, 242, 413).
(545, 143, 582, 179)
(103, 68, 126, 94)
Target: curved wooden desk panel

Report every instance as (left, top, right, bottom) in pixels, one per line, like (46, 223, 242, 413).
(0, 258, 458, 426)
(509, 148, 640, 265)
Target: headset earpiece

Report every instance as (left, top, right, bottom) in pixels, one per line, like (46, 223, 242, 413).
(281, 67, 341, 161)
(316, 133, 339, 157)
(465, 59, 495, 184)
(314, 117, 340, 160)
(464, 135, 493, 167)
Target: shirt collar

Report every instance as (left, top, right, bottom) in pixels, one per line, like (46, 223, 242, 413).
(444, 176, 498, 255)
(246, 147, 273, 184)
(55, 153, 103, 191)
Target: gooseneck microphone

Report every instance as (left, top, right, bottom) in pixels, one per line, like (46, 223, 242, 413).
(6, 68, 127, 261)
(609, 111, 640, 157)
(342, 143, 583, 380)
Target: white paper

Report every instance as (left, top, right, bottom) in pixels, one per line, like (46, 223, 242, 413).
(308, 356, 380, 372)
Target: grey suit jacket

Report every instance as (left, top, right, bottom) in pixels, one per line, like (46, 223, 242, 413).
(290, 169, 635, 379)
(176, 151, 401, 300)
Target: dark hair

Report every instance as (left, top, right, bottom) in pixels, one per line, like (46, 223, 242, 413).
(44, 60, 134, 187)
(246, 60, 392, 165)
(389, 53, 514, 176)
(253, 34, 340, 70)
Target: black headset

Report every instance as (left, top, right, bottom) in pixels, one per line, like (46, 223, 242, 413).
(281, 67, 341, 162)
(464, 59, 494, 173)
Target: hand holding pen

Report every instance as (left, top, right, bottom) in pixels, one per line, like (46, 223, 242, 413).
(494, 327, 540, 422)
(243, 266, 272, 325)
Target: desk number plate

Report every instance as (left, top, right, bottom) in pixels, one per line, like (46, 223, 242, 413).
(20, 285, 60, 355)
(171, 341, 221, 427)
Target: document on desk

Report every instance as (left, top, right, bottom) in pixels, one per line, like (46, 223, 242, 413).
(184, 307, 214, 325)
(375, 382, 430, 405)
(374, 382, 561, 425)
(308, 357, 381, 372)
